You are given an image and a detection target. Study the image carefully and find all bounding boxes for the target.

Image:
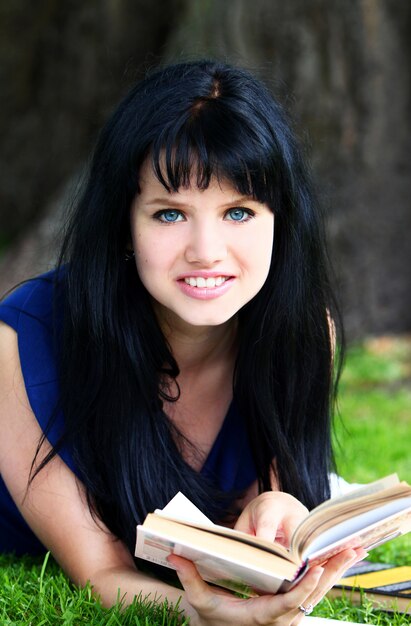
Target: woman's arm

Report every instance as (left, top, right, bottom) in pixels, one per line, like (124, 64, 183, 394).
(0, 322, 187, 609)
(0, 322, 365, 625)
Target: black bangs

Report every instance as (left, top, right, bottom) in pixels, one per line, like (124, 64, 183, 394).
(149, 99, 278, 208)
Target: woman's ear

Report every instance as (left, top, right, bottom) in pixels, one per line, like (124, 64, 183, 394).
(125, 248, 135, 261)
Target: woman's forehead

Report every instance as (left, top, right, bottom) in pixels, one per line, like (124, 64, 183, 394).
(139, 155, 237, 192)
(138, 151, 259, 201)
(137, 160, 251, 202)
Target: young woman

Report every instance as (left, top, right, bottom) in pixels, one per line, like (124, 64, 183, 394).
(0, 60, 363, 625)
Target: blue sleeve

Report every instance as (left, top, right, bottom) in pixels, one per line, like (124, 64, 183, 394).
(0, 272, 77, 473)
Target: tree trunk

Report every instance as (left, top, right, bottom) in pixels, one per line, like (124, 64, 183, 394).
(1, 0, 410, 340)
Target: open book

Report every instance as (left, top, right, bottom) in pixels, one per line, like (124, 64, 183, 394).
(135, 474, 411, 597)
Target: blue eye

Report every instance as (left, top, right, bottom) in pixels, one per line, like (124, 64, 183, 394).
(226, 208, 253, 222)
(157, 210, 183, 222)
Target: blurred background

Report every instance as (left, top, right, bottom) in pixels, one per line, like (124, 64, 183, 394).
(0, 0, 410, 342)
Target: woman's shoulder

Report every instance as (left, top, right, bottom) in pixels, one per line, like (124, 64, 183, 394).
(0, 268, 66, 390)
(0, 269, 64, 330)
(0, 268, 75, 469)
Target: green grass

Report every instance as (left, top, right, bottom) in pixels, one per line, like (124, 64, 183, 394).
(311, 335, 411, 623)
(0, 552, 187, 625)
(1, 336, 410, 624)
(334, 336, 411, 482)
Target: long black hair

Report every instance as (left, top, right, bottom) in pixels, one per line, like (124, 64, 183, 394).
(37, 60, 342, 552)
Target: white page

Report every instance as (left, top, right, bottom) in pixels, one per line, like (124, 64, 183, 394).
(312, 474, 399, 514)
(304, 497, 411, 559)
(155, 492, 215, 526)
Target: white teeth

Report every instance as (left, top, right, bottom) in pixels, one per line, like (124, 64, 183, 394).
(196, 276, 206, 288)
(184, 276, 228, 288)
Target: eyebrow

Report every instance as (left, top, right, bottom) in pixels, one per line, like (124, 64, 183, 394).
(144, 195, 260, 209)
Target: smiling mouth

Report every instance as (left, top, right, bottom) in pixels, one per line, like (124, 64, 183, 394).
(183, 276, 229, 288)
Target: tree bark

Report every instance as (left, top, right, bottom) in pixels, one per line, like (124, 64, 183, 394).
(1, 0, 410, 339)
(164, 0, 411, 338)
(0, 0, 181, 242)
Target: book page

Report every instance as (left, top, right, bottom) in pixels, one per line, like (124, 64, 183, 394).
(301, 499, 411, 563)
(154, 492, 295, 562)
(156, 492, 215, 526)
(291, 480, 411, 552)
(136, 516, 299, 595)
(312, 474, 400, 514)
(156, 512, 295, 562)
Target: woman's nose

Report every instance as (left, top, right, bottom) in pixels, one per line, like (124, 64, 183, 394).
(184, 222, 228, 266)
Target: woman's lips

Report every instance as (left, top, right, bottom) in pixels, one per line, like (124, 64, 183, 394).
(177, 276, 234, 300)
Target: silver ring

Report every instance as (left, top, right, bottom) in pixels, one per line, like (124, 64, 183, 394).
(298, 603, 314, 616)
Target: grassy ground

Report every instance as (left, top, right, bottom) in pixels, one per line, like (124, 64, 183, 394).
(314, 335, 411, 624)
(1, 337, 410, 624)
(0, 552, 185, 625)
(334, 336, 411, 483)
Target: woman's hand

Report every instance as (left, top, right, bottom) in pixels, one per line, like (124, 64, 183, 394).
(168, 491, 367, 625)
(169, 548, 365, 626)
(234, 491, 309, 547)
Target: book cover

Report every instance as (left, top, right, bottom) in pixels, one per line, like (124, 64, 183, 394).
(328, 560, 411, 614)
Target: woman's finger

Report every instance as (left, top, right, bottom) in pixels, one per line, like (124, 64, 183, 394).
(169, 555, 328, 625)
(241, 566, 323, 625)
(168, 549, 365, 625)
(167, 554, 226, 614)
(319, 548, 365, 591)
(297, 547, 366, 610)
(235, 492, 308, 544)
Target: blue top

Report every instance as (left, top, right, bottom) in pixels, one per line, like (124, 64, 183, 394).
(0, 271, 257, 555)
